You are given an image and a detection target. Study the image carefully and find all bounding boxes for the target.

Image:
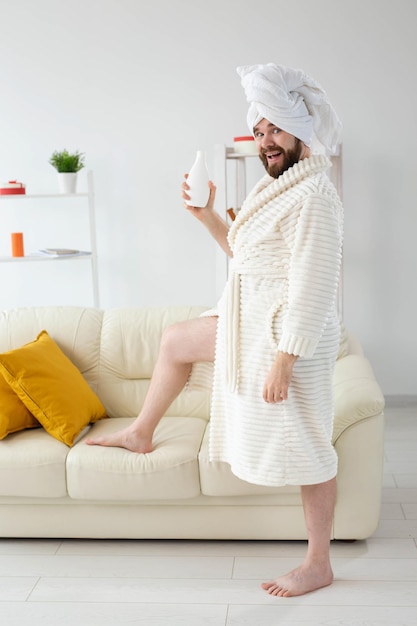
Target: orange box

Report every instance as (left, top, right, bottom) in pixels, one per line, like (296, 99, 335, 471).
(11, 232, 24, 257)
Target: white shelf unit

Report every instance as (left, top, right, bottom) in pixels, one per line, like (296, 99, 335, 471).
(213, 144, 343, 314)
(0, 170, 100, 307)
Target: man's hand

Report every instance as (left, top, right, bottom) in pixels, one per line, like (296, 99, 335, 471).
(263, 351, 298, 403)
(182, 175, 216, 221)
(181, 175, 232, 257)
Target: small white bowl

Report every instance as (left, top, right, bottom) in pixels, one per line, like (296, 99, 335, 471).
(233, 136, 258, 155)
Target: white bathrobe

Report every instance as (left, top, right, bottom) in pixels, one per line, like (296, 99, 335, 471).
(208, 154, 344, 487)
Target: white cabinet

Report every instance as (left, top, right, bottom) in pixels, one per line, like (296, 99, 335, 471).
(213, 144, 343, 312)
(0, 170, 99, 307)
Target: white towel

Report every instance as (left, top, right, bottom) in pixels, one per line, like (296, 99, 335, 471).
(237, 63, 341, 154)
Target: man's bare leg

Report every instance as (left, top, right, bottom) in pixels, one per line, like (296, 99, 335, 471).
(86, 316, 217, 452)
(262, 477, 336, 597)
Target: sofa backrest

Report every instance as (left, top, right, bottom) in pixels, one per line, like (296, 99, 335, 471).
(98, 306, 211, 420)
(0, 305, 211, 422)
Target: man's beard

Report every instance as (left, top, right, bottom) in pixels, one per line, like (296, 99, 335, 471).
(259, 138, 303, 178)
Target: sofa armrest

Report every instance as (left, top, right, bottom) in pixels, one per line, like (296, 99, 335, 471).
(332, 354, 385, 444)
(333, 413, 385, 539)
(331, 353, 385, 539)
(346, 333, 364, 356)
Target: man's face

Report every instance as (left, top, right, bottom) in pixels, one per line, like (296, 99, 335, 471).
(254, 119, 304, 178)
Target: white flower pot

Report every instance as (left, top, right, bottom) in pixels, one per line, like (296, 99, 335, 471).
(58, 172, 78, 194)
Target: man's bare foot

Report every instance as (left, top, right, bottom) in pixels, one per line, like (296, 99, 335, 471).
(85, 425, 153, 453)
(261, 561, 334, 597)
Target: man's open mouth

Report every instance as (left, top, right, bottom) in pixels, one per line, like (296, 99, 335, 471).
(266, 151, 282, 161)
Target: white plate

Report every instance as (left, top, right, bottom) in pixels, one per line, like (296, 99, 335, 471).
(43, 248, 79, 255)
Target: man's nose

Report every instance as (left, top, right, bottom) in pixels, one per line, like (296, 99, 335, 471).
(260, 132, 274, 149)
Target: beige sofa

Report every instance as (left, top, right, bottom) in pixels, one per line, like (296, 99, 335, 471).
(0, 305, 385, 540)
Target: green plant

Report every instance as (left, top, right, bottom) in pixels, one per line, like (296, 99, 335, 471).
(49, 149, 85, 173)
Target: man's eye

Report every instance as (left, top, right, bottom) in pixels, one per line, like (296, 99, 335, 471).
(273, 128, 281, 134)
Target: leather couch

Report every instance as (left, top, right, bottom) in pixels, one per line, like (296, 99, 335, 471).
(0, 305, 385, 540)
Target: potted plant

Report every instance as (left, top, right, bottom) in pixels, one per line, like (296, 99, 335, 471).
(49, 149, 85, 194)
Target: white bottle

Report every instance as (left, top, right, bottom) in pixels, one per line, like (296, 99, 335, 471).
(185, 150, 210, 208)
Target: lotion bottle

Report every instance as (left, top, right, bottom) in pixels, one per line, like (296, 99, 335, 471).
(185, 150, 210, 208)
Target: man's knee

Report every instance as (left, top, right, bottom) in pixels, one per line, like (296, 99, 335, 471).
(159, 317, 216, 363)
(159, 321, 187, 356)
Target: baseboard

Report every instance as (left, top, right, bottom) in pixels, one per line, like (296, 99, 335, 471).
(384, 395, 417, 408)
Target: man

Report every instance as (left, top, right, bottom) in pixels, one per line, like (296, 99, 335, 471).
(87, 63, 343, 598)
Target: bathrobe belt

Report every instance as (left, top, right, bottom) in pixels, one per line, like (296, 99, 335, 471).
(225, 259, 288, 393)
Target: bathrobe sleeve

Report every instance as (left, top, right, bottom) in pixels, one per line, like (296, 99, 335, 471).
(277, 192, 343, 358)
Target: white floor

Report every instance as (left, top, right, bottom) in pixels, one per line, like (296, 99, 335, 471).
(1, 399, 416, 626)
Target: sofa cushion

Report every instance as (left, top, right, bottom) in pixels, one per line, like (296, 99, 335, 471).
(0, 330, 107, 447)
(0, 371, 39, 439)
(0, 306, 103, 374)
(0, 427, 69, 497)
(66, 416, 207, 501)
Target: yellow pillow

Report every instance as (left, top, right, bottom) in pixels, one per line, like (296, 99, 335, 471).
(0, 330, 107, 446)
(0, 372, 39, 440)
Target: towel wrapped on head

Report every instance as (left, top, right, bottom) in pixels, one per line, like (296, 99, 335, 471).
(237, 63, 341, 154)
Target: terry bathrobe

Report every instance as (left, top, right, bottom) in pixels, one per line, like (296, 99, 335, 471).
(207, 154, 344, 487)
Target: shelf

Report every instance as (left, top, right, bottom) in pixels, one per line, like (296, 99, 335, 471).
(0, 253, 92, 263)
(225, 148, 259, 159)
(0, 170, 99, 306)
(0, 192, 88, 200)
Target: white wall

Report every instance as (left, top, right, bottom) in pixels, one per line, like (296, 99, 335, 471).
(0, 0, 415, 396)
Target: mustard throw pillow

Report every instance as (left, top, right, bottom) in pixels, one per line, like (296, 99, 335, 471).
(0, 371, 39, 440)
(0, 330, 107, 446)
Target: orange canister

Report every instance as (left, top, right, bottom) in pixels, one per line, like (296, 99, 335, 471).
(11, 232, 24, 257)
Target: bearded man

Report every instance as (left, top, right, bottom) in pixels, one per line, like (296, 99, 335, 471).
(88, 63, 343, 598)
